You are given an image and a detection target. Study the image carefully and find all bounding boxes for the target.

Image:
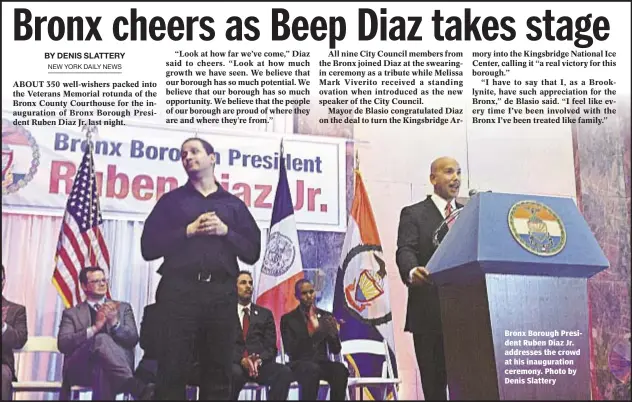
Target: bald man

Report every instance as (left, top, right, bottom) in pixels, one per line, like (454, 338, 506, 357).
(396, 157, 462, 400)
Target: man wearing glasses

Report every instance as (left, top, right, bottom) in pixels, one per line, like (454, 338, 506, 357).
(280, 279, 349, 400)
(57, 266, 154, 400)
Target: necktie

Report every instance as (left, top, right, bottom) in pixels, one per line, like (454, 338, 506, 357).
(89, 305, 97, 326)
(306, 311, 316, 336)
(445, 203, 455, 229)
(90, 303, 102, 329)
(242, 307, 250, 357)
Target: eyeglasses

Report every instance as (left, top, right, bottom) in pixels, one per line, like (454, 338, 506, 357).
(301, 289, 315, 295)
(87, 279, 108, 285)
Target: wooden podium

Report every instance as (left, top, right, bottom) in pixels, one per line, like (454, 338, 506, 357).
(427, 192, 608, 400)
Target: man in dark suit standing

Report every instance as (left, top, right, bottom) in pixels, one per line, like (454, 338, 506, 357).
(57, 266, 153, 400)
(1, 264, 28, 401)
(396, 156, 462, 400)
(231, 271, 292, 400)
(281, 279, 349, 400)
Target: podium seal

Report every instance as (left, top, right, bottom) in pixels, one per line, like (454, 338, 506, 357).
(508, 200, 566, 256)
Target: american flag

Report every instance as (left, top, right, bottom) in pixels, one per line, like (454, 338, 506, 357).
(52, 141, 111, 308)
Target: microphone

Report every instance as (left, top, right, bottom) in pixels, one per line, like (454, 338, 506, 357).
(432, 204, 465, 247)
(433, 190, 492, 247)
(468, 189, 492, 197)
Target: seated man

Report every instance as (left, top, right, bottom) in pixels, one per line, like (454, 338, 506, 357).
(135, 303, 159, 386)
(231, 271, 292, 400)
(57, 266, 154, 400)
(2, 264, 28, 401)
(134, 302, 202, 394)
(281, 279, 349, 400)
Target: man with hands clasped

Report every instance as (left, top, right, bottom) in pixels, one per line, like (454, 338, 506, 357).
(57, 266, 153, 400)
(187, 210, 228, 237)
(396, 156, 463, 400)
(281, 279, 349, 400)
(141, 137, 261, 400)
(231, 271, 292, 400)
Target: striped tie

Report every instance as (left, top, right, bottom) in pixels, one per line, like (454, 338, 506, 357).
(445, 203, 455, 229)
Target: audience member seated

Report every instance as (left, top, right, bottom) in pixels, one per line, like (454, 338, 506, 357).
(57, 266, 154, 400)
(134, 303, 159, 386)
(1, 264, 28, 401)
(281, 279, 349, 401)
(231, 271, 293, 400)
(134, 302, 202, 392)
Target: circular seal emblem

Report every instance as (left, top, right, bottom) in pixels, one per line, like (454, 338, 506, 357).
(2, 119, 40, 195)
(261, 232, 296, 277)
(340, 244, 392, 326)
(508, 200, 566, 256)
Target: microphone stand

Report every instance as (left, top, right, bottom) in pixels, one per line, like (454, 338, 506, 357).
(432, 206, 465, 248)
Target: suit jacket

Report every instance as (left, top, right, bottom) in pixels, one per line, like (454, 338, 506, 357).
(281, 306, 341, 364)
(233, 303, 277, 365)
(396, 196, 463, 334)
(1, 298, 28, 380)
(139, 303, 159, 360)
(57, 300, 138, 372)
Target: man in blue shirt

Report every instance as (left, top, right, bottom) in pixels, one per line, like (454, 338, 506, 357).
(142, 137, 261, 400)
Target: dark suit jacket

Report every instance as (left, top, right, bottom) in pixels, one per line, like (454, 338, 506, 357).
(139, 303, 159, 360)
(57, 300, 139, 373)
(280, 306, 341, 364)
(396, 196, 462, 334)
(233, 303, 277, 365)
(1, 298, 28, 380)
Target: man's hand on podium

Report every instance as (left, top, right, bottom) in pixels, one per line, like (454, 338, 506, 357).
(411, 266, 433, 286)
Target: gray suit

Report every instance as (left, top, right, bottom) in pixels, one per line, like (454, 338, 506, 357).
(57, 301, 139, 400)
(2, 298, 28, 401)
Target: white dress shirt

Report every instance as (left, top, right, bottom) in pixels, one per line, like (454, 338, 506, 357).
(431, 193, 457, 218)
(408, 193, 458, 282)
(87, 297, 106, 311)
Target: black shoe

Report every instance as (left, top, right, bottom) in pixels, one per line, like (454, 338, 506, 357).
(124, 377, 155, 400)
(139, 382, 156, 400)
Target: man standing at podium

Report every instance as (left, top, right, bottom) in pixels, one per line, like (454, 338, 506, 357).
(396, 156, 462, 400)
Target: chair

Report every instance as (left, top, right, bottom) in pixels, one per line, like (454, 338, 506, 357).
(339, 339, 400, 400)
(11, 336, 131, 400)
(68, 385, 130, 401)
(184, 372, 267, 400)
(242, 381, 267, 400)
(279, 341, 332, 400)
(11, 336, 63, 398)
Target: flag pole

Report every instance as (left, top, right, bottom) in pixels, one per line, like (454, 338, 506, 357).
(82, 124, 96, 264)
